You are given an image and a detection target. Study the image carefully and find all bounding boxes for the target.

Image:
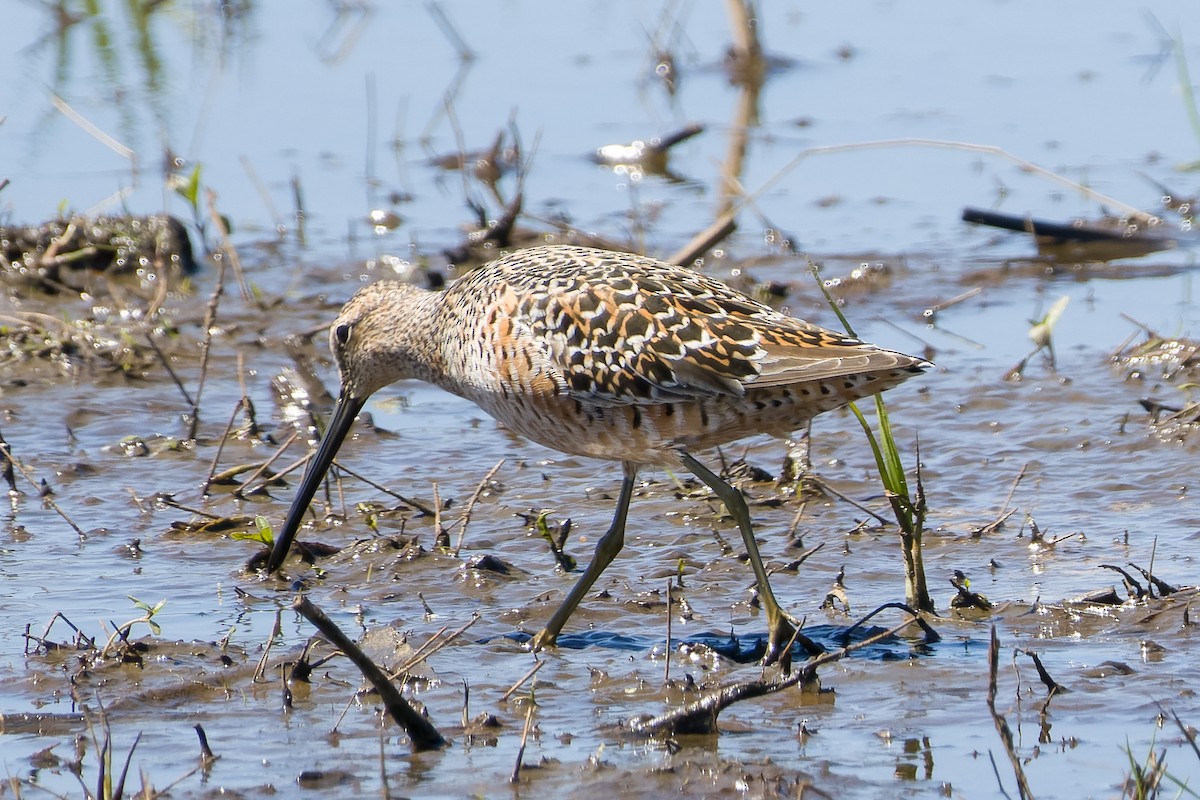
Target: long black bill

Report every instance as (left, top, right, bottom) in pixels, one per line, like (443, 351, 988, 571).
(265, 393, 366, 574)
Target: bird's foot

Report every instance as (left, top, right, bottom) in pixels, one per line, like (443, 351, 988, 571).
(528, 628, 557, 653)
(762, 614, 798, 674)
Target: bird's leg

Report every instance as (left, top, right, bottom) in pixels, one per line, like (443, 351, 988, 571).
(679, 451, 795, 673)
(530, 462, 638, 651)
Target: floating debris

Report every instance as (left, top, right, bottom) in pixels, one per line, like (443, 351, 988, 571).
(1, 215, 197, 293)
(1111, 328, 1200, 439)
(592, 123, 704, 182)
(962, 206, 1192, 261)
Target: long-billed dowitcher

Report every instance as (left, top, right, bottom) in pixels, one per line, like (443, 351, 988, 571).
(266, 245, 928, 667)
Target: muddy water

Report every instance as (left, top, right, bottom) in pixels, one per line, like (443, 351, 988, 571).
(3, 2, 1200, 798)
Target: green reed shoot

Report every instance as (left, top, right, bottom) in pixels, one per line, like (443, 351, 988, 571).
(809, 259, 932, 611)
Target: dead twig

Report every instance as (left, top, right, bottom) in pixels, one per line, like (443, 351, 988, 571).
(234, 430, 300, 499)
(157, 494, 223, 520)
(452, 458, 505, 556)
(1128, 558, 1179, 598)
(328, 459, 435, 516)
(432, 481, 447, 548)
(201, 400, 245, 496)
(26, 611, 98, 653)
(804, 475, 890, 526)
(987, 626, 1034, 800)
(665, 579, 673, 684)
(510, 697, 536, 783)
(781, 541, 824, 572)
(206, 189, 252, 302)
(922, 287, 984, 323)
(630, 617, 919, 737)
(236, 351, 266, 440)
(0, 441, 87, 538)
(188, 234, 225, 441)
(974, 463, 1028, 536)
(144, 331, 194, 407)
(52, 93, 134, 161)
(501, 660, 545, 703)
(840, 601, 941, 646)
(987, 750, 1013, 800)
(1099, 563, 1147, 600)
(393, 613, 481, 677)
(1017, 648, 1067, 697)
(1147, 536, 1160, 598)
(427, 1, 475, 61)
(974, 508, 1018, 538)
(667, 210, 738, 267)
(252, 610, 283, 683)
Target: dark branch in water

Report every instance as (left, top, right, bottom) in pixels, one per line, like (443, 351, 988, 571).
(292, 595, 447, 751)
(988, 626, 1034, 800)
(629, 618, 920, 737)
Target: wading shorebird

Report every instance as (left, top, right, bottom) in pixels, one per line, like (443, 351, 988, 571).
(265, 245, 929, 667)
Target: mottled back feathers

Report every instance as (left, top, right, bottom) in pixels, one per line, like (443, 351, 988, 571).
(441, 245, 923, 407)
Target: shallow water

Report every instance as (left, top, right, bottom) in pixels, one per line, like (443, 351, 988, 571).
(3, 2, 1200, 798)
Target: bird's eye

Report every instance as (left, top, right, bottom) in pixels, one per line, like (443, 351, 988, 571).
(334, 323, 352, 345)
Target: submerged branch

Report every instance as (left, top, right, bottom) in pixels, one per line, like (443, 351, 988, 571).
(292, 596, 447, 751)
(630, 617, 921, 737)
